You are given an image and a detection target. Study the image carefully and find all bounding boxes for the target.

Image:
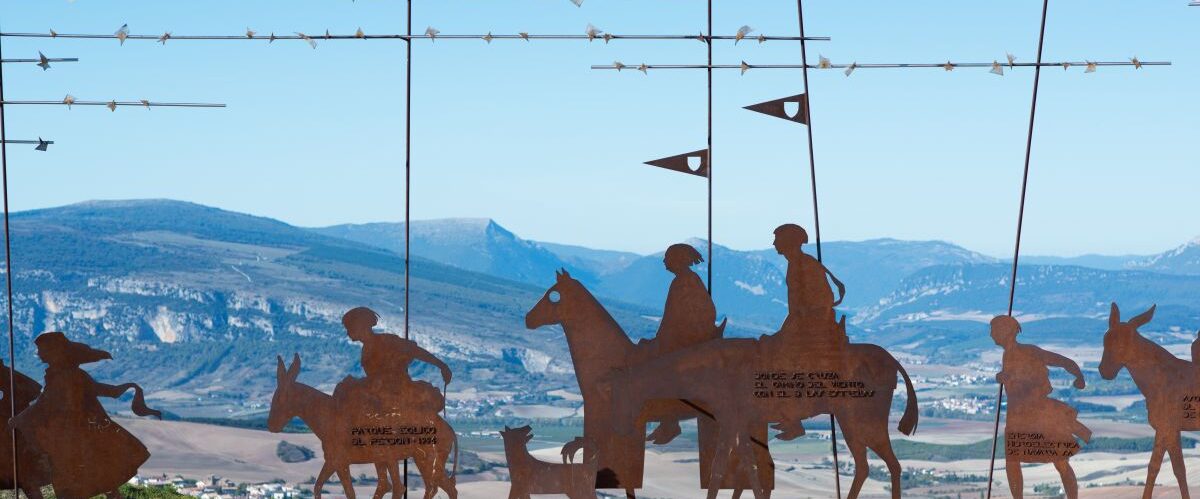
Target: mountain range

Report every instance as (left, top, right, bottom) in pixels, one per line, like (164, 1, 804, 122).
(2, 199, 1197, 416)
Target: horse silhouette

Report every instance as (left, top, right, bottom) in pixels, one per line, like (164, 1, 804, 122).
(608, 321, 917, 499)
(528, 270, 915, 499)
(525, 269, 758, 498)
(1099, 303, 1197, 499)
(267, 354, 458, 499)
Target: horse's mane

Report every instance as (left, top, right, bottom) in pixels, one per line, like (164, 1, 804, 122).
(1132, 326, 1191, 368)
(561, 277, 634, 350)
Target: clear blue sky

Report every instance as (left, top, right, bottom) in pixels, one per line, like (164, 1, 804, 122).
(1, 0, 1196, 257)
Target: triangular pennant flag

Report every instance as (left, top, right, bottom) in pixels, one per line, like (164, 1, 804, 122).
(743, 93, 808, 125)
(645, 149, 709, 177)
(35, 138, 49, 152)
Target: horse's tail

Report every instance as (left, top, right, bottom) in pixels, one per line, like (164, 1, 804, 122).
(449, 429, 459, 479)
(891, 355, 919, 436)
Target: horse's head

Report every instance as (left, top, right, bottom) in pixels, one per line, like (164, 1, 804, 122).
(525, 269, 577, 329)
(1099, 303, 1156, 380)
(267, 353, 302, 433)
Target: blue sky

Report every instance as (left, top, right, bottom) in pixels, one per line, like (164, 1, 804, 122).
(0, 0, 1196, 257)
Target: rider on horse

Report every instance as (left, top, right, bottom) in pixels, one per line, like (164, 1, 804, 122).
(767, 223, 846, 441)
(337, 307, 452, 419)
(641, 243, 724, 445)
(771, 223, 845, 344)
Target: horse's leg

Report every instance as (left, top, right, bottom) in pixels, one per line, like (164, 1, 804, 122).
(372, 462, 391, 499)
(1053, 460, 1078, 499)
(733, 436, 766, 499)
(314, 462, 335, 499)
(868, 429, 903, 499)
(844, 432, 870, 499)
(388, 458, 407, 499)
(1005, 457, 1023, 499)
(1166, 432, 1191, 499)
(706, 437, 736, 499)
(414, 452, 439, 499)
(1142, 435, 1167, 499)
(335, 466, 357, 499)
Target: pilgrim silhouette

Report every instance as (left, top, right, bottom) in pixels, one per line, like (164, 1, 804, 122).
(991, 315, 1091, 499)
(770, 223, 845, 344)
(641, 243, 724, 445)
(335, 306, 451, 417)
(765, 223, 847, 441)
(268, 308, 459, 499)
(11, 332, 161, 499)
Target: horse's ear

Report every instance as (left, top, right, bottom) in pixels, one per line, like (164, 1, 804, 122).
(287, 353, 301, 380)
(1130, 304, 1157, 329)
(504, 425, 511, 432)
(276, 355, 285, 378)
(562, 268, 571, 279)
(1109, 303, 1121, 327)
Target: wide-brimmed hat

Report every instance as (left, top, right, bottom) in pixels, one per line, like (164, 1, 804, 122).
(34, 331, 112, 366)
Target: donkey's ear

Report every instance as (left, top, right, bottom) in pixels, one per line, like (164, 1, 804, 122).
(1109, 303, 1121, 327)
(1130, 304, 1157, 329)
(287, 353, 302, 380)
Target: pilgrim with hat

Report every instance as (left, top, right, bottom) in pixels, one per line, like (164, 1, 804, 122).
(11, 331, 161, 499)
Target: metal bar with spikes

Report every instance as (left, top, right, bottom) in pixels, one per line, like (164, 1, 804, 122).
(593, 60, 1168, 71)
(1, 57, 77, 63)
(0, 31, 829, 42)
(1, 100, 224, 108)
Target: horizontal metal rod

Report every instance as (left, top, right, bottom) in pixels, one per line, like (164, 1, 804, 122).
(1, 100, 225, 108)
(0, 140, 52, 145)
(0, 31, 828, 42)
(592, 61, 1170, 70)
(1, 58, 78, 63)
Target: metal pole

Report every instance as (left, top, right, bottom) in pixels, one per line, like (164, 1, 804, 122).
(0, 19, 21, 498)
(403, 0, 413, 496)
(987, 1, 1051, 497)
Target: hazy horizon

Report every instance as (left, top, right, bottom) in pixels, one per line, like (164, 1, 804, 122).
(17, 197, 1196, 261)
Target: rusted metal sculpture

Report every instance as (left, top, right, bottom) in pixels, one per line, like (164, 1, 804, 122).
(527, 227, 917, 499)
(1099, 303, 1196, 499)
(267, 353, 458, 499)
(991, 315, 1090, 499)
(0, 359, 51, 499)
(501, 425, 598, 499)
(9, 332, 161, 499)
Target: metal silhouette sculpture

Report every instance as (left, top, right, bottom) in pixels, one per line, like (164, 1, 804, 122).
(990, 315, 1091, 499)
(0, 358, 51, 499)
(527, 228, 917, 499)
(268, 354, 458, 499)
(267, 307, 458, 499)
(501, 425, 598, 499)
(525, 247, 764, 498)
(1099, 303, 1196, 499)
(9, 332, 161, 499)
